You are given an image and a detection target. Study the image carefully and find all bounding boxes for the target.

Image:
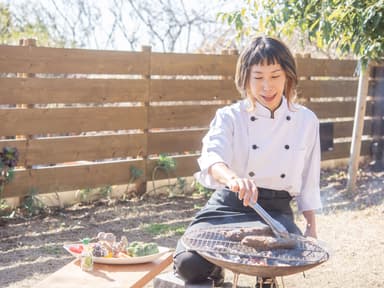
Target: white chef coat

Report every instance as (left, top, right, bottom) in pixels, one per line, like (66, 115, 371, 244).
(195, 97, 322, 212)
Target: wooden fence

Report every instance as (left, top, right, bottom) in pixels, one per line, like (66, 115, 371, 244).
(0, 41, 381, 198)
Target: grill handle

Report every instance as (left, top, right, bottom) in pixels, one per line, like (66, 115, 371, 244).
(250, 202, 290, 238)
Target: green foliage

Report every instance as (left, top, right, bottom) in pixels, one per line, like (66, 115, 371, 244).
(140, 222, 186, 236)
(0, 199, 12, 217)
(43, 245, 62, 255)
(193, 181, 214, 198)
(0, 2, 63, 46)
(98, 185, 112, 198)
(151, 154, 176, 195)
(122, 165, 144, 200)
(175, 177, 186, 192)
(130, 165, 143, 181)
(78, 187, 92, 203)
(21, 187, 45, 217)
(157, 154, 176, 171)
(219, 0, 384, 68)
(0, 146, 19, 217)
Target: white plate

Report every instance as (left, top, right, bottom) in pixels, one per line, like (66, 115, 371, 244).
(63, 244, 170, 264)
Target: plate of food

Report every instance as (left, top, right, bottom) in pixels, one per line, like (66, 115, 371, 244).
(63, 232, 171, 264)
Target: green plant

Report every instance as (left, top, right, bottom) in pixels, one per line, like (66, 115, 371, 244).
(0, 146, 19, 188)
(21, 187, 45, 217)
(140, 222, 186, 237)
(78, 187, 92, 203)
(98, 185, 112, 199)
(193, 181, 214, 198)
(151, 154, 176, 194)
(175, 177, 187, 193)
(0, 147, 19, 217)
(123, 165, 144, 199)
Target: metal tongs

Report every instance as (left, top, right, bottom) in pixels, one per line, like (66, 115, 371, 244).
(251, 202, 290, 239)
(225, 188, 290, 239)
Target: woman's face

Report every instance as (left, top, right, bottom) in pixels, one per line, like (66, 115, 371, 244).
(247, 62, 286, 111)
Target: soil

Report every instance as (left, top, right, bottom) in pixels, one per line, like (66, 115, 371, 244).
(1, 163, 383, 288)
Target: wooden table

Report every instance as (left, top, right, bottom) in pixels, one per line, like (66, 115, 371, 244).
(32, 251, 173, 288)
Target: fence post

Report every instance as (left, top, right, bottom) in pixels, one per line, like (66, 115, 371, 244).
(12, 39, 37, 207)
(135, 45, 151, 197)
(346, 61, 371, 192)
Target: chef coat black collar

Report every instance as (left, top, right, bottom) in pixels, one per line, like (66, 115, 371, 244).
(244, 97, 288, 119)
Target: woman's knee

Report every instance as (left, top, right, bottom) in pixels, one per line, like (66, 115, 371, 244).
(174, 250, 214, 282)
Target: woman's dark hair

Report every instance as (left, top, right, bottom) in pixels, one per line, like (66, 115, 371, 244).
(235, 36, 298, 109)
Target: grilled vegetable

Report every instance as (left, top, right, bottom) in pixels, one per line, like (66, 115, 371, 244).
(126, 241, 159, 257)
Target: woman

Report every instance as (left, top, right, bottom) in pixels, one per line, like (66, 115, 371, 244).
(174, 36, 322, 288)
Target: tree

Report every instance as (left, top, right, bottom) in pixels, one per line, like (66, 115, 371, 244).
(219, 0, 384, 192)
(4, 0, 232, 52)
(0, 2, 60, 46)
(4, 0, 101, 48)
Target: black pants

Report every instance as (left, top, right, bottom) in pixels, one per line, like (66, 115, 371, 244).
(173, 187, 302, 283)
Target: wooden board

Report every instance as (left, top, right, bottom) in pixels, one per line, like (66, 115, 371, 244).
(321, 140, 371, 161)
(148, 105, 221, 129)
(150, 79, 238, 101)
(2, 160, 145, 198)
(151, 52, 237, 76)
(332, 120, 372, 138)
(304, 101, 373, 119)
(0, 78, 148, 104)
(2, 155, 200, 198)
(17, 134, 145, 166)
(297, 80, 359, 99)
(0, 107, 146, 136)
(146, 154, 200, 180)
(296, 58, 357, 77)
(0, 45, 148, 74)
(147, 130, 206, 154)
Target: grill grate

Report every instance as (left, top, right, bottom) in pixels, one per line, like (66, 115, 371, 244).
(181, 226, 329, 275)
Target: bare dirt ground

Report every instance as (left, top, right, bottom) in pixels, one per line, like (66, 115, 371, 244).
(1, 163, 383, 288)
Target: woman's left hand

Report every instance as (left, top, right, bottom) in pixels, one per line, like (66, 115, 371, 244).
(303, 210, 317, 239)
(304, 224, 317, 238)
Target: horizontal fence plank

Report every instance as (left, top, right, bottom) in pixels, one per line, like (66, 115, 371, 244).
(297, 80, 358, 99)
(0, 78, 148, 104)
(148, 130, 206, 154)
(23, 134, 145, 166)
(332, 120, 372, 138)
(296, 58, 357, 77)
(146, 154, 199, 180)
(2, 160, 145, 198)
(150, 79, 238, 101)
(0, 45, 148, 74)
(305, 101, 373, 119)
(149, 105, 221, 129)
(370, 79, 384, 97)
(0, 107, 146, 136)
(151, 52, 237, 76)
(321, 140, 371, 161)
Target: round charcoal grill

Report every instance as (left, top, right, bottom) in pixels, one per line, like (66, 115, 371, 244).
(181, 226, 329, 287)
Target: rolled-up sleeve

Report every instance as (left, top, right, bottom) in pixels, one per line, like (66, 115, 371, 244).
(295, 118, 322, 212)
(195, 108, 234, 188)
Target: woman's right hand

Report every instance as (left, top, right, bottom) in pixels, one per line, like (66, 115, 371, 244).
(227, 178, 259, 207)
